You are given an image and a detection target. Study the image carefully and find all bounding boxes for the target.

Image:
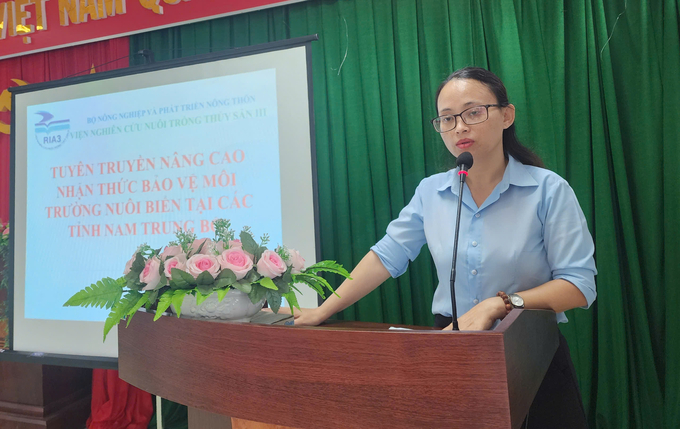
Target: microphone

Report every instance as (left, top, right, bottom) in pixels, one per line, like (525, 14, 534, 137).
(449, 152, 473, 330)
(456, 152, 473, 182)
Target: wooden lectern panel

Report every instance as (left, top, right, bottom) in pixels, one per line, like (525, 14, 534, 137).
(187, 408, 300, 429)
(0, 361, 92, 429)
(119, 310, 557, 429)
(499, 310, 560, 428)
(231, 417, 298, 429)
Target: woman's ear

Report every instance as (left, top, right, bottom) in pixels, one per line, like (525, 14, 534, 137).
(503, 104, 516, 129)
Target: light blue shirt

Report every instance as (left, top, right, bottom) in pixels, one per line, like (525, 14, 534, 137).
(371, 156, 597, 323)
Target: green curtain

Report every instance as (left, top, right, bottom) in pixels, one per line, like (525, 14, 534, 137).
(130, 1, 680, 428)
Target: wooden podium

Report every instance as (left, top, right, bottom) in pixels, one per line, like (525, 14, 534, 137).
(118, 309, 558, 429)
(0, 361, 92, 429)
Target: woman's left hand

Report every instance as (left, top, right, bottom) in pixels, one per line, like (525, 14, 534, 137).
(443, 296, 507, 331)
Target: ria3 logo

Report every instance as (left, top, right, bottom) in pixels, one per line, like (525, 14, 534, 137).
(35, 111, 70, 149)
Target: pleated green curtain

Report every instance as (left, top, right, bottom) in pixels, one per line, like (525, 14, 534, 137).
(129, 1, 680, 428)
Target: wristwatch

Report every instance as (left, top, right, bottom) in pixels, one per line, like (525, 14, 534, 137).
(508, 293, 525, 309)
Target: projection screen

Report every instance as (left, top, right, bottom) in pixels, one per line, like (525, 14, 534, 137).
(9, 37, 319, 363)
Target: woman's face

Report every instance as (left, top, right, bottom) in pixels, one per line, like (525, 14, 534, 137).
(436, 78, 515, 162)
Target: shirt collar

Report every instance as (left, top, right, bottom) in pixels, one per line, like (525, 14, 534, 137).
(436, 155, 538, 194)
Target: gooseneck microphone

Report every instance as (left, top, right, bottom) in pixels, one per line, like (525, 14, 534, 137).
(449, 151, 473, 330)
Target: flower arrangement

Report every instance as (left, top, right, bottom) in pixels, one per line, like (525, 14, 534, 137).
(64, 219, 350, 341)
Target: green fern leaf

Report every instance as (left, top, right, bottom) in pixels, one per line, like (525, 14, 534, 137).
(125, 294, 149, 327)
(302, 261, 352, 279)
(195, 291, 213, 306)
(64, 277, 124, 309)
(171, 289, 190, 318)
(282, 291, 300, 315)
(154, 291, 174, 321)
(293, 274, 326, 297)
(216, 287, 230, 302)
(294, 273, 341, 299)
(103, 291, 142, 341)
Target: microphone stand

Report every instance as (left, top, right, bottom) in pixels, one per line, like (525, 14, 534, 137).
(449, 168, 469, 331)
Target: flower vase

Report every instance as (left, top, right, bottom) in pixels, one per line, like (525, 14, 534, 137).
(172, 289, 264, 322)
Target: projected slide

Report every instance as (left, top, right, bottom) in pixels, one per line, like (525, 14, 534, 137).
(24, 68, 281, 321)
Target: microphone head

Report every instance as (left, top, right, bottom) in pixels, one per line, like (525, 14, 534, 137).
(456, 152, 474, 170)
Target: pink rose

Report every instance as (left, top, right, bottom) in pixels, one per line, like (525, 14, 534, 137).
(2, 227, 8, 235)
(140, 257, 162, 291)
(190, 238, 215, 255)
(228, 239, 254, 259)
(123, 252, 137, 275)
(214, 241, 226, 253)
(285, 248, 305, 274)
(217, 248, 253, 280)
(186, 254, 220, 279)
(256, 250, 287, 279)
(160, 245, 182, 261)
(163, 254, 187, 279)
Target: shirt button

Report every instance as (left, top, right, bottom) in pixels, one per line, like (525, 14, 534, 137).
(472, 241, 478, 247)
(475, 213, 481, 218)
(473, 299, 479, 304)
(471, 269, 478, 275)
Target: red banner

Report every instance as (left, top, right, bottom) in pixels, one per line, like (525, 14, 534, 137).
(0, 0, 308, 60)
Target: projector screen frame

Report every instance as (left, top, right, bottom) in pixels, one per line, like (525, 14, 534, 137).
(2, 34, 321, 369)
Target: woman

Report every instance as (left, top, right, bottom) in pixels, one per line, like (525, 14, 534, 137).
(290, 67, 596, 428)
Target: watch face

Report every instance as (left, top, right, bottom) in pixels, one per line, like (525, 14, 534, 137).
(510, 294, 524, 307)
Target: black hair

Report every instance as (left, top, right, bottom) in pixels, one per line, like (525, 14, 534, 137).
(435, 67, 544, 168)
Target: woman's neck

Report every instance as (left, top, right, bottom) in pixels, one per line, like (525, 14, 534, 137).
(464, 151, 508, 206)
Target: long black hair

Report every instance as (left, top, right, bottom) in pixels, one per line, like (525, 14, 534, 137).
(435, 67, 544, 168)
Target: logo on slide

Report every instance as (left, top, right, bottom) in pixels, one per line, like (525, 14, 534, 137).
(35, 111, 70, 149)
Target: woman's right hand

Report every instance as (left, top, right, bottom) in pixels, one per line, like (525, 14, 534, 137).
(266, 250, 391, 327)
(269, 306, 327, 326)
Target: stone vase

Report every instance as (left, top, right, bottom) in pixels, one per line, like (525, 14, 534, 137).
(172, 289, 264, 322)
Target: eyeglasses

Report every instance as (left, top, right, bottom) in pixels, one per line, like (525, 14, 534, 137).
(431, 104, 502, 133)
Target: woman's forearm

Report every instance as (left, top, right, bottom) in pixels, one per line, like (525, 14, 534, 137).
(516, 279, 588, 313)
(317, 250, 391, 320)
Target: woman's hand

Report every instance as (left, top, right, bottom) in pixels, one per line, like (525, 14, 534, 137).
(263, 251, 391, 327)
(266, 306, 327, 326)
(442, 296, 506, 331)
